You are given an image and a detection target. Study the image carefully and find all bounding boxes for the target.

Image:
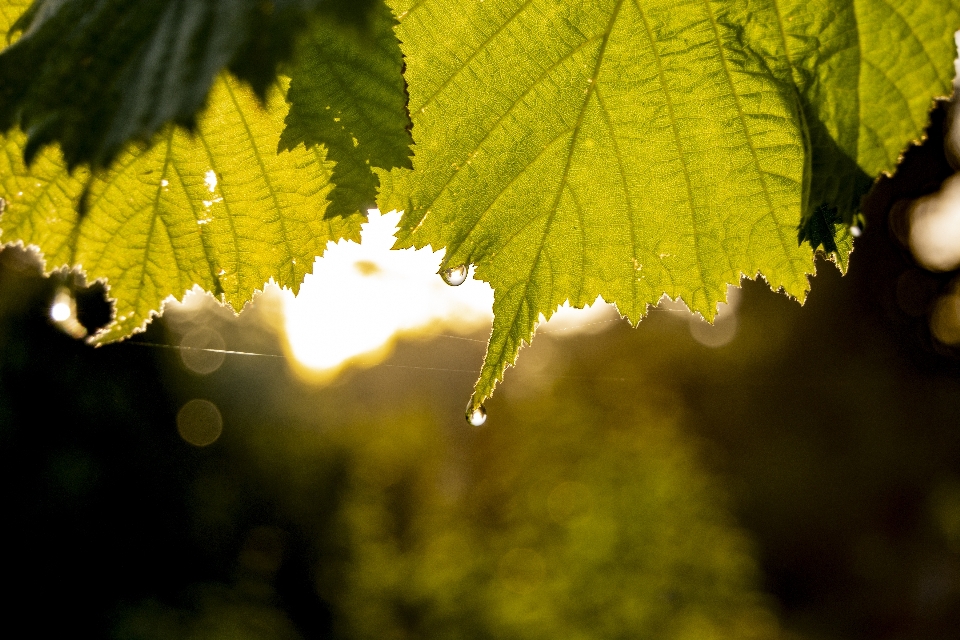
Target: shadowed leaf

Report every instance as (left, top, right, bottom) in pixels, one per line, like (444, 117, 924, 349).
(281, 0, 412, 219)
(0, 0, 378, 169)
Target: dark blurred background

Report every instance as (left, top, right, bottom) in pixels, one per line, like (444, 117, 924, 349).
(3, 103, 960, 640)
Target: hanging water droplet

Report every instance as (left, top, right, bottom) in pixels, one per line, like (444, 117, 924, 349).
(50, 288, 72, 322)
(441, 264, 468, 286)
(466, 403, 487, 427)
(849, 224, 862, 238)
(49, 286, 87, 338)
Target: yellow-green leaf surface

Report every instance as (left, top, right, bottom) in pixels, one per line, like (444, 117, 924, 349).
(0, 1, 362, 343)
(1, 74, 362, 343)
(378, 0, 960, 409)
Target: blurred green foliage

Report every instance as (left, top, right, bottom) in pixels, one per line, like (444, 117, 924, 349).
(277, 394, 775, 639)
(109, 342, 779, 639)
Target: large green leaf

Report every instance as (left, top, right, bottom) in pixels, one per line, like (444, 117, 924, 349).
(281, 0, 412, 218)
(0, 0, 378, 169)
(377, 0, 960, 410)
(0, 0, 363, 345)
(1, 73, 362, 344)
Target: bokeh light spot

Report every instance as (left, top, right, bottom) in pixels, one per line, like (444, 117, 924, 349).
(895, 269, 939, 317)
(689, 315, 738, 348)
(909, 174, 960, 271)
(930, 294, 960, 345)
(179, 327, 226, 374)
(688, 285, 741, 348)
(176, 399, 223, 447)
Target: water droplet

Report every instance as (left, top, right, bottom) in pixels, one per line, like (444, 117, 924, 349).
(850, 224, 862, 238)
(441, 264, 468, 286)
(50, 291, 72, 322)
(466, 404, 487, 427)
(49, 287, 87, 338)
(160, 179, 169, 187)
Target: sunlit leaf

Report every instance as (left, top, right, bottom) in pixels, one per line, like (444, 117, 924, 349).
(281, 0, 412, 218)
(0, 0, 358, 345)
(378, 0, 960, 409)
(0, 73, 362, 343)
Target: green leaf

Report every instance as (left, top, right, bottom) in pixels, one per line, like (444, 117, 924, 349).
(377, 0, 960, 410)
(0, 0, 377, 169)
(0, 69, 362, 343)
(0, 0, 365, 345)
(281, 0, 413, 218)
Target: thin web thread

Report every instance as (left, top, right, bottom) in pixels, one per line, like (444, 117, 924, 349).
(123, 325, 635, 382)
(126, 342, 285, 358)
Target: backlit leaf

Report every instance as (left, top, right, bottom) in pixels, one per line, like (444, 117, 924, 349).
(378, 0, 959, 409)
(0, 0, 361, 343)
(1, 74, 362, 343)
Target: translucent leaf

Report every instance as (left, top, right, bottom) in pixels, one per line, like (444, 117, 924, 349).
(0, 1, 363, 343)
(377, 0, 960, 408)
(281, 0, 412, 218)
(1, 73, 362, 343)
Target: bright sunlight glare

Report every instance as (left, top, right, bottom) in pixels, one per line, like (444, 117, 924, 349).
(280, 210, 494, 382)
(279, 210, 625, 383)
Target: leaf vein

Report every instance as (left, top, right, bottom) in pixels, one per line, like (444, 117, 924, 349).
(424, 33, 605, 255)
(222, 79, 295, 285)
(634, 0, 709, 303)
(703, 0, 799, 283)
(416, 0, 539, 113)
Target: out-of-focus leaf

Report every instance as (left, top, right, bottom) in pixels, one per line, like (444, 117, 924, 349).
(297, 389, 780, 640)
(377, 0, 960, 409)
(281, 0, 412, 218)
(0, 2, 362, 343)
(0, 74, 362, 343)
(0, 0, 378, 169)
